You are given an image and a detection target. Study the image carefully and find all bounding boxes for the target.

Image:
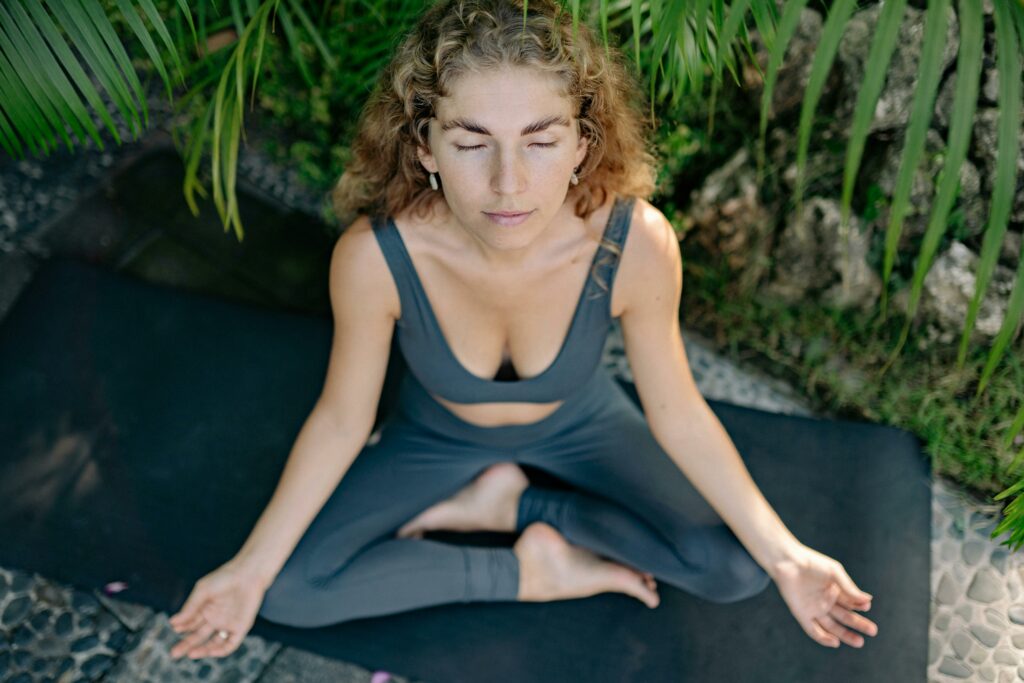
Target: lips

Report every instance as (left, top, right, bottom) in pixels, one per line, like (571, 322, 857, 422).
(486, 211, 529, 217)
(484, 210, 533, 226)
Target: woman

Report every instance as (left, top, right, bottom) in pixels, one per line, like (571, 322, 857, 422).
(169, 0, 878, 660)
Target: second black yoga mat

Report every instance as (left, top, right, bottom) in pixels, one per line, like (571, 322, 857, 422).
(0, 258, 930, 682)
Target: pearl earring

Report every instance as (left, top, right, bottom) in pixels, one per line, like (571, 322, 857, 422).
(570, 169, 579, 186)
(429, 172, 439, 191)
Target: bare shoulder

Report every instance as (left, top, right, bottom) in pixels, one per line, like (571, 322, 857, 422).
(612, 198, 682, 318)
(329, 215, 401, 322)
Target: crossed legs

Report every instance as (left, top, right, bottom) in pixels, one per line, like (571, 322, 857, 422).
(257, 385, 770, 629)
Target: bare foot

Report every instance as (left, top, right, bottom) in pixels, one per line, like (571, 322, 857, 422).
(514, 522, 660, 609)
(396, 462, 530, 537)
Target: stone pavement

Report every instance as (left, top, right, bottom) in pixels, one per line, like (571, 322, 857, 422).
(1, 113, 1021, 681)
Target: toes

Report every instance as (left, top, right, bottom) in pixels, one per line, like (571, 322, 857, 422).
(640, 587, 660, 608)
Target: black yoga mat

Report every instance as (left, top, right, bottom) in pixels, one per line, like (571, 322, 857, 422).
(0, 258, 930, 682)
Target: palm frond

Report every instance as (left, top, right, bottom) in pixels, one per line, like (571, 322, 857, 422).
(183, 0, 282, 241)
(1005, 401, 1024, 454)
(888, 0, 983, 368)
(877, 0, 950, 323)
(837, 0, 908, 256)
(967, 0, 1023, 392)
(113, 0, 185, 100)
(756, 0, 809, 185)
(792, 0, 857, 219)
(0, 1, 101, 153)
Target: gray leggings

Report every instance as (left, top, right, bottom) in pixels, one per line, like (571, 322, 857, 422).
(257, 368, 771, 627)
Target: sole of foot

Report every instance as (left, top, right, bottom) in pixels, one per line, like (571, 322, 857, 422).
(514, 521, 660, 609)
(396, 462, 530, 538)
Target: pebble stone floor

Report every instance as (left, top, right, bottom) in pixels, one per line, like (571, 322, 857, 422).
(1, 96, 1021, 682)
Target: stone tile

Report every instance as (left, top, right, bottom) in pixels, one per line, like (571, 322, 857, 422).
(105, 615, 279, 682)
(259, 647, 419, 683)
(0, 568, 140, 681)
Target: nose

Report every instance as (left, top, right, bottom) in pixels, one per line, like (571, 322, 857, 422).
(490, 148, 527, 195)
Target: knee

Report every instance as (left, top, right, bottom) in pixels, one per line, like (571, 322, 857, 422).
(676, 525, 772, 605)
(258, 554, 344, 628)
(702, 544, 772, 604)
(257, 563, 311, 627)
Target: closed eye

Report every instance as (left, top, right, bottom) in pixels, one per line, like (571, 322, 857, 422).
(454, 142, 558, 151)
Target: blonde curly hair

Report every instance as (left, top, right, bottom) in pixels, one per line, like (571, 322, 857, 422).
(331, 0, 661, 227)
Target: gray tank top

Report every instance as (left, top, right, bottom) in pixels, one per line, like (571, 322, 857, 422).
(371, 196, 636, 404)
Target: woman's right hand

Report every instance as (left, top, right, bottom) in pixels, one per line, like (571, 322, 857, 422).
(168, 559, 270, 660)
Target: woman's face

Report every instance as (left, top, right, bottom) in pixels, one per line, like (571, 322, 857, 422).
(417, 66, 589, 255)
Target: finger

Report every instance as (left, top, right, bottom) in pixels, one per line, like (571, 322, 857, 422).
(171, 622, 216, 659)
(193, 627, 243, 659)
(803, 617, 840, 648)
(170, 582, 210, 628)
(818, 613, 865, 648)
(169, 611, 206, 634)
(831, 605, 879, 637)
(836, 591, 872, 612)
(832, 566, 872, 604)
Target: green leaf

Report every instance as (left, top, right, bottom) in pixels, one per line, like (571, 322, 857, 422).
(286, 0, 337, 69)
(3, 0, 101, 152)
(993, 475, 1024, 502)
(1005, 401, 1024, 451)
(713, 0, 752, 87)
(748, 0, 777, 55)
(135, 0, 188, 85)
(24, 0, 123, 147)
(182, 101, 214, 215)
(891, 0, 982, 362)
(792, 0, 857, 218)
(77, 0, 151, 130)
(958, 0, 1021, 373)
(838, 0, 908, 238)
(878, 0, 949, 316)
(277, 3, 315, 88)
(694, 0, 713, 69)
(650, 0, 686, 107)
(0, 53, 47, 156)
(0, 4, 74, 152)
(631, 0, 642, 69)
(175, 0, 199, 54)
(229, 0, 246, 36)
(46, 0, 143, 138)
(756, 0, 809, 183)
(248, 0, 274, 107)
(113, 0, 175, 98)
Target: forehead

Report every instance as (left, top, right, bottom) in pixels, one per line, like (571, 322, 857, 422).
(436, 67, 573, 119)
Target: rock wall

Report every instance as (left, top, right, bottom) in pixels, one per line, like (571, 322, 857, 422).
(686, 1, 1022, 344)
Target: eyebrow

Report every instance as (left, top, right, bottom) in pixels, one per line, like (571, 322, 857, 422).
(439, 114, 571, 136)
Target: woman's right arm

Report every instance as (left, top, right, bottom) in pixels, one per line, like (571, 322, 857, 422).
(171, 217, 399, 659)
(225, 215, 399, 589)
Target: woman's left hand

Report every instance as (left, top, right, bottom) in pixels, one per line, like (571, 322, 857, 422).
(769, 542, 879, 649)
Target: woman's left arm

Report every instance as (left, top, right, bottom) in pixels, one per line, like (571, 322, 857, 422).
(617, 204, 878, 649)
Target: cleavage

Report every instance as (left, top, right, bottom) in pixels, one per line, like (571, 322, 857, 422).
(491, 351, 521, 382)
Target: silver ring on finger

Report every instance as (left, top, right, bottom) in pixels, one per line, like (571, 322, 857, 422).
(216, 630, 231, 641)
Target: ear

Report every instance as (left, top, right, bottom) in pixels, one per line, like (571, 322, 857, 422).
(417, 120, 439, 173)
(417, 144, 438, 174)
(574, 132, 589, 169)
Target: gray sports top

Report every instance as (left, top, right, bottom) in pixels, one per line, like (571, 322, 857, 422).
(371, 195, 636, 404)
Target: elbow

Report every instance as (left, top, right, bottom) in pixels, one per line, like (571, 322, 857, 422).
(311, 402, 377, 447)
